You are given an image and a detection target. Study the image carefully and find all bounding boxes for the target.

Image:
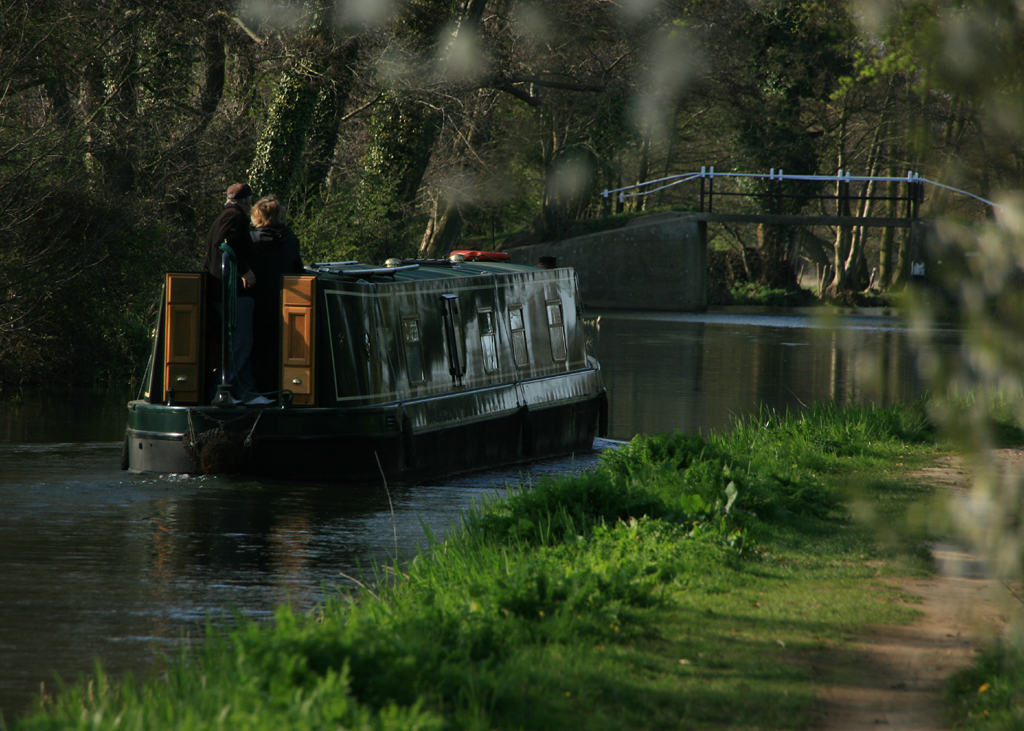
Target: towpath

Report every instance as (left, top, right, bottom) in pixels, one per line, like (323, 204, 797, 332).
(812, 452, 1022, 730)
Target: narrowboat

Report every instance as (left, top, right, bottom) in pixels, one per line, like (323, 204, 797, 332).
(125, 252, 608, 483)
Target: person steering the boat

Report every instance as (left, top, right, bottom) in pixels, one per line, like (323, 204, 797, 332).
(202, 183, 260, 405)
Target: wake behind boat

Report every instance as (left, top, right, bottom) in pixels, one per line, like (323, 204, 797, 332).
(124, 252, 608, 483)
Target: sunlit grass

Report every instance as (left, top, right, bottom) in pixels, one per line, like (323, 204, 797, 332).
(728, 282, 819, 306)
(947, 643, 1024, 729)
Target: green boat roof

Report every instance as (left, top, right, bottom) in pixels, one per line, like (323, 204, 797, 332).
(310, 259, 562, 284)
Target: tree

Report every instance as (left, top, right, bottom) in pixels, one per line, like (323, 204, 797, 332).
(686, 0, 856, 289)
(816, 1, 932, 294)
(0, 0, 265, 383)
(247, 2, 361, 206)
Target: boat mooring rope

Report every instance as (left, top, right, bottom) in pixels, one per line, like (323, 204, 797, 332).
(244, 409, 262, 448)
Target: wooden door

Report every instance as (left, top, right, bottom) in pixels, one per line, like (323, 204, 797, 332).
(163, 272, 205, 404)
(281, 276, 316, 405)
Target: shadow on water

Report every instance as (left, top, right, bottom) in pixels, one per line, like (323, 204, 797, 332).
(0, 386, 134, 443)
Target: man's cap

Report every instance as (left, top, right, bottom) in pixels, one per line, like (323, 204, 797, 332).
(227, 183, 252, 200)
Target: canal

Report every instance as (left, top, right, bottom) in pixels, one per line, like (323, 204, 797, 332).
(0, 307, 956, 719)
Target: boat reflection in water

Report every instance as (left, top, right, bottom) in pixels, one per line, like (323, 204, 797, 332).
(126, 252, 608, 482)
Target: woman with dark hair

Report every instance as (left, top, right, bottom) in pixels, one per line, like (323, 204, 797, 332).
(249, 195, 305, 397)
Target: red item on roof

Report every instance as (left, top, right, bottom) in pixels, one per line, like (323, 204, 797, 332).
(449, 250, 511, 262)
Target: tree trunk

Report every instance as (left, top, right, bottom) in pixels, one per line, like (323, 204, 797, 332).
(109, 13, 140, 195)
(879, 169, 898, 289)
(248, 67, 320, 200)
(758, 224, 797, 289)
(359, 94, 441, 208)
(633, 130, 651, 213)
(844, 176, 876, 291)
(198, 16, 227, 128)
(891, 227, 910, 290)
(796, 229, 831, 270)
(419, 197, 465, 258)
(79, 9, 141, 195)
(302, 82, 341, 195)
(829, 174, 853, 294)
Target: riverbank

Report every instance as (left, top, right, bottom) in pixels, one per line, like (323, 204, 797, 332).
(7, 402, 1014, 730)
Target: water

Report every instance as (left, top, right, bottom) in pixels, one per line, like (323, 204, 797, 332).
(0, 308, 955, 720)
(590, 308, 949, 439)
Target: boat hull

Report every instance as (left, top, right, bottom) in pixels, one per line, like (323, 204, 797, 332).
(127, 369, 605, 483)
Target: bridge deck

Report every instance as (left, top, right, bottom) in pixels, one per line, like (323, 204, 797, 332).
(691, 212, 914, 228)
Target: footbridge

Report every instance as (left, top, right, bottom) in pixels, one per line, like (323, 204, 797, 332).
(604, 168, 999, 228)
(508, 169, 999, 311)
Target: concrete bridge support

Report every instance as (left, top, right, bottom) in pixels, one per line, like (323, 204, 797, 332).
(507, 213, 708, 312)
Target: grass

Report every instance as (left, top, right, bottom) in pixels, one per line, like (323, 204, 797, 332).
(947, 644, 1024, 729)
(8, 401, 955, 731)
(728, 282, 819, 307)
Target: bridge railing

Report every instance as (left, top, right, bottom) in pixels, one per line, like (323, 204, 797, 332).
(601, 168, 1001, 220)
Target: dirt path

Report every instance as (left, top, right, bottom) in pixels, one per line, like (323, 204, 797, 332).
(811, 453, 1022, 731)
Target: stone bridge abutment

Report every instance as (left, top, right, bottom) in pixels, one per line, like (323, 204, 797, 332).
(506, 212, 938, 312)
(508, 213, 708, 311)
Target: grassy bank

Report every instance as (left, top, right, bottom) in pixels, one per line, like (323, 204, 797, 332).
(11, 402, 953, 731)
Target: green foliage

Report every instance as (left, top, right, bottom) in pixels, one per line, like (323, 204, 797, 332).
(725, 1, 845, 178)
(4, 0, 1023, 382)
(298, 68, 352, 201)
(0, 186, 182, 386)
(248, 67, 321, 200)
(393, 0, 460, 52)
(0, 0, 259, 386)
(832, 1, 929, 100)
(947, 643, 1024, 729)
(729, 282, 818, 306)
(5, 0, 1018, 382)
(360, 96, 439, 207)
(466, 471, 666, 544)
(291, 184, 426, 266)
(600, 418, 834, 526)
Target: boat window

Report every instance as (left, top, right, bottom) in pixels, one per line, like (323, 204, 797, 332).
(508, 305, 529, 369)
(402, 317, 425, 385)
(546, 300, 567, 363)
(477, 308, 498, 373)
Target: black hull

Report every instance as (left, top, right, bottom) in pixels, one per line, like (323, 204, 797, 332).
(127, 371, 605, 484)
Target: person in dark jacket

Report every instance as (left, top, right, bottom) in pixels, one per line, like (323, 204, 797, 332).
(203, 183, 262, 404)
(248, 194, 305, 394)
